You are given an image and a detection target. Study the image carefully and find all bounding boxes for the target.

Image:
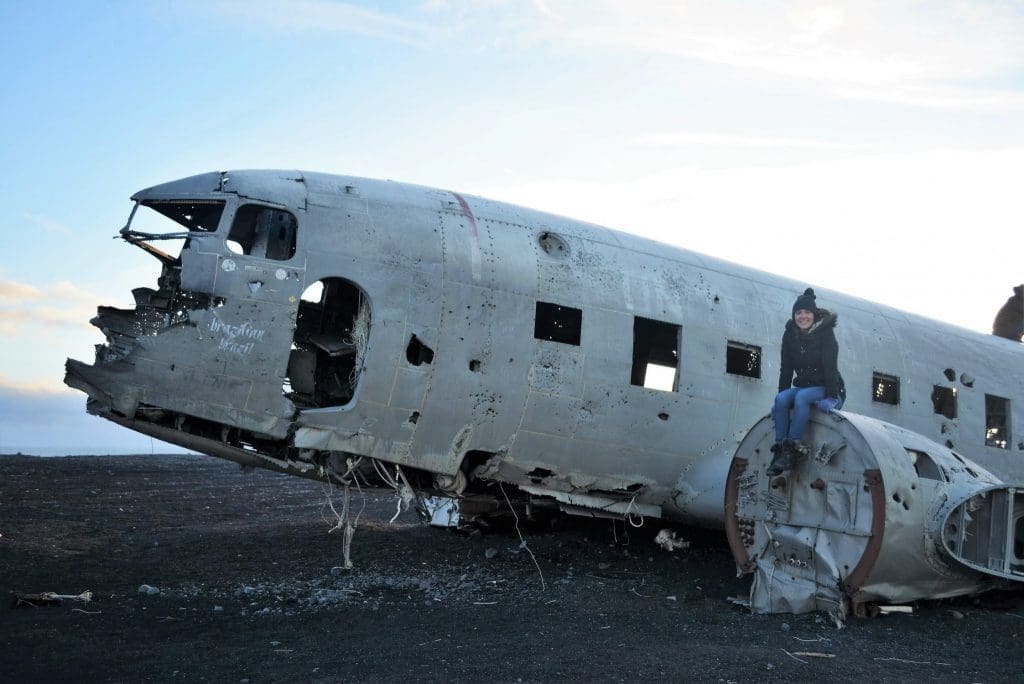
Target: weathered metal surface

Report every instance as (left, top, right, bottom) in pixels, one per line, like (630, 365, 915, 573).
(65, 169, 1024, 614)
(726, 412, 1018, 614)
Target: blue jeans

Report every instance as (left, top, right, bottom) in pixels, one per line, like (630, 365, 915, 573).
(773, 386, 826, 442)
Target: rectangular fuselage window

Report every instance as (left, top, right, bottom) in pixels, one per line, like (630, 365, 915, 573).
(872, 372, 899, 405)
(931, 385, 957, 419)
(631, 317, 680, 392)
(534, 302, 582, 346)
(726, 341, 761, 379)
(227, 204, 297, 261)
(985, 394, 1010, 449)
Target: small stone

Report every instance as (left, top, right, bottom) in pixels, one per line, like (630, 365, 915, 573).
(270, 641, 281, 646)
(666, 596, 677, 602)
(214, 605, 224, 612)
(598, 562, 610, 570)
(330, 566, 346, 577)
(948, 609, 965, 619)
(781, 622, 791, 632)
(485, 548, 498, 559)
(138, 584, 160, 595)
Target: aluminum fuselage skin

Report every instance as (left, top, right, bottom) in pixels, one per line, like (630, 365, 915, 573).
(70, 170, 1024, 527)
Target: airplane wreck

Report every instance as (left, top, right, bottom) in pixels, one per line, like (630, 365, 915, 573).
(65, 170, 1024, 617)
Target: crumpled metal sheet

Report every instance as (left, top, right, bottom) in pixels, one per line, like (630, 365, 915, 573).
(728, 412, 1007, 615)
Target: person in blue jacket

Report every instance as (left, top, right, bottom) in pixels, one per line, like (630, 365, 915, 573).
(768, 288, 845, 476)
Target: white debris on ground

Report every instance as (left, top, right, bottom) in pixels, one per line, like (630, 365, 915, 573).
(654, 529, 690, 552)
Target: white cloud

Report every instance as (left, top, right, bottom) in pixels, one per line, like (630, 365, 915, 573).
(0, 279, 45, 301)
(0, 278, 100, 333)
(416, 1, 1024, 110)
(542, 1, 1024, 86)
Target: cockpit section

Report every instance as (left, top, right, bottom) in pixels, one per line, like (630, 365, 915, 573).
(67, 180, 314, 451)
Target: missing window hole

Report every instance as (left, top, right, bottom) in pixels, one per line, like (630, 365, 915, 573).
(985, 394, 1010, 449)
(726, 340, 761, 379)
(631, 316, 680, 392)
(907, 449, 946, 482)
(284, 278, 367, 409)
(943, 368, 956, 382)
(931, 385, 957, 419)
(406, 335, 435, 366)
(872, 372, 899, 405)
(534, 301, 582, 346)
(227, 204, 297, 261)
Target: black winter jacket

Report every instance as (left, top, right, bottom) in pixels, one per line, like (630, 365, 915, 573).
(778, 309, 844, 400)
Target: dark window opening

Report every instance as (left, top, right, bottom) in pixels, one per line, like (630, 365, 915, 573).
(872, 372, 899, 405)
(986, 394, 1010, 449)
(144, 200, 225, 233)
(227, 204, 297, 261)
(943, 368, 957, 382)
(284, 278, 368, 409)
(528, 467, 554, 484)
(631, 316, 680, 392)
(726, 341, 761, 378)
(534, 301, 582, 346)
(406, 335, 435, 366)
(931, 386, 957, 419)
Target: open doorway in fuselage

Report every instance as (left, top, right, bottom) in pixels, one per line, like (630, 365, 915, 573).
(284, 278, 370, 409)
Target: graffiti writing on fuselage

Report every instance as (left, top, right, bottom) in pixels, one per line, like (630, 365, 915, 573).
(208, 317, 267, 356)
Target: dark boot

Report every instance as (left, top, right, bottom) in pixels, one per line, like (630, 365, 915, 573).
(767, 441, 794, 476)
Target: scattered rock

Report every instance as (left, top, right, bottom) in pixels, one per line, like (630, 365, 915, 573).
(138, 584, 160, 595)
(485, 548, 498, 559)
(948, 609, 965, 620)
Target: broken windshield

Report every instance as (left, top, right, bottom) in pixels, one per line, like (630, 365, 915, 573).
(119, 200, 226, 263)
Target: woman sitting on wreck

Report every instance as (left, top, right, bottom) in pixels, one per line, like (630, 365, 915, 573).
(768, 288, 845, 476)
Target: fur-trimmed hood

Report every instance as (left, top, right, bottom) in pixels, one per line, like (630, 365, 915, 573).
(785, 308, 838, 335)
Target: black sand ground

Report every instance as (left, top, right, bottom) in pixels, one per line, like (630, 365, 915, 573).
(2, 454, 1023, 682)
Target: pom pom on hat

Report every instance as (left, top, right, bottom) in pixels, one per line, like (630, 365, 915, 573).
(792, 287, 818, 316)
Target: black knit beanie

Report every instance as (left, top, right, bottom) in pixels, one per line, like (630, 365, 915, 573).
(792, 288, 818, 316)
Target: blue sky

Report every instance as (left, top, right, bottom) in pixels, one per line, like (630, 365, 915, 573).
(1, 1, 1021, 452)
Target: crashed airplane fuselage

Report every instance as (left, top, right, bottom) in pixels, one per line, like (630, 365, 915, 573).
(66, 170, 1024, 614)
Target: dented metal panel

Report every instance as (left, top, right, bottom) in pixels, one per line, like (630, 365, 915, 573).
(725, 412, 1013, 614)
